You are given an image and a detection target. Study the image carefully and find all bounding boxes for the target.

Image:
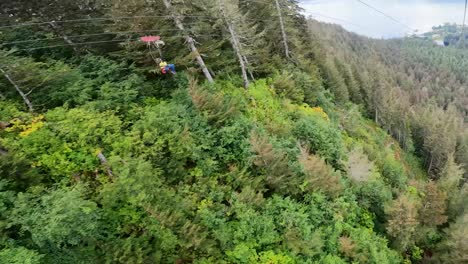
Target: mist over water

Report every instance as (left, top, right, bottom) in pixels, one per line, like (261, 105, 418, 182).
(300, 0, 466, 38)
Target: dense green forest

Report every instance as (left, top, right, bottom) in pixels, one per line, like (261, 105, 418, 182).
(0, 0, 466, 263)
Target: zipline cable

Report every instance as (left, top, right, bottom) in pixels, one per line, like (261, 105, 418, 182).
(0, 15, 314, 47)
(305, 12, 370, 31)
(15, 34, 224, 51)
(354, 0, 417, 32)
(0, 0, 310, 30)
(0, 13, 303, 30)
(0, 15, 212, 29)
(0, 0, 419, 50)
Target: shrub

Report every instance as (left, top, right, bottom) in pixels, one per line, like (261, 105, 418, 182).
(293, 70, 325, 106)
(0, 247, 43, 264)
(189, 78, 240, 125)
(353, 179, 393, 232)
(299, 147, 343, 198)
(247, 81, 293, 136)
(3, 107, 123, 181)
(270, 71, 304, 104)
(293, 114, 345, 168)
(380, 154, 407, 191)
(249, 131, 298, 195)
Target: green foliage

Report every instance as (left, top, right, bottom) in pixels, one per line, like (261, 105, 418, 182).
(189, 78, 242, 125)
(380, 153, 407, 191)
(0, 100, 30, 121)
(257, 251, 295, 264)
(0, 153, 41, 191)
(0, 180, 16, 245)
(293, 113, 345, 168)
(385, 194, 420, 251)
(455, 132, 468, 181)
(75, 55, 152, 111)
(249, 132, 298, 195)
(0, 1, 466, 263)
(433, 213, 468, 264)
(113, 102, 208, 184)
(76, 55, 136, 85)
(0, 51, 93, 110)
(339, 227, 402, 264)
(10, 185, 101, 250)
(264, 196, 324, 257)
(410, 245, 423, 262)
(98, 159, 180, 263)
(317, 254, 347, 264)
(320, 58, 349, 104)
(3, 107, 122, 180)
(292, 69, 329, 108)
(246, 81, 293, 135)
(353, 179, 392, 232)
(270, 71, 304, 104)
(299, 148, 344, 198)
(0, 246, 43, 264)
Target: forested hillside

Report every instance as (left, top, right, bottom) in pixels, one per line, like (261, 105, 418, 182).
(0, 1, 466, 263)
(419, 23, 468, 47)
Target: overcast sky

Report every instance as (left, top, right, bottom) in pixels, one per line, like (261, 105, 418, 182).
(299, 0, 467, 38)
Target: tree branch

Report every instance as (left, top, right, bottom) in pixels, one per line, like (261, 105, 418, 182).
(275, 0, 291, 59)
(219, 0, 250, 88)
(0, 68, 34, 112)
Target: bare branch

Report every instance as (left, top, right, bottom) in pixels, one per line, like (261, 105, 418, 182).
(0, 68, 34, 112)
(275, 0, 291, 59)
(219, 0, 250, 88)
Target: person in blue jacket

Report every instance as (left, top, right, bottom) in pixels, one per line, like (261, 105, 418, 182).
(159, 61, 176, 75)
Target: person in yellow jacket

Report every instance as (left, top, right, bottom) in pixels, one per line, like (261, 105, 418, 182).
(159, 60, 176, 75)
(159, 61, 168, 74)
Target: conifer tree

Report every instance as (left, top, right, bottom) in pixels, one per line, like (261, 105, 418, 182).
(435, 213, 468, 264)
(320, 58, 349, 104)
(386, 194, 420, 251)
(419, 181, 448, 226)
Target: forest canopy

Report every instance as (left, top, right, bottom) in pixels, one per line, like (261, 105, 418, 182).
(0, 0, 466, 263)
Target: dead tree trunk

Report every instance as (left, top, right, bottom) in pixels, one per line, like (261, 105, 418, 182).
(229, 24, 250, 89)
(219, 0, 249, 88)
(427, 154, 434, 174)
(461, 0, 467, 47)
(242, 55, 255, 81)
(0, 69, 34, 112)
(275, 0, 291, 59)
(97, 151, 114, 178)
(162, 0, 214, 83)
